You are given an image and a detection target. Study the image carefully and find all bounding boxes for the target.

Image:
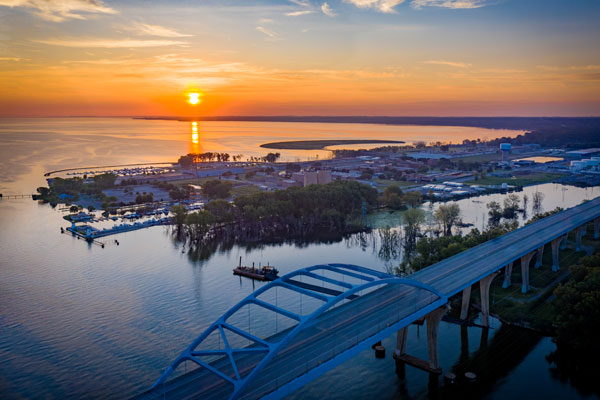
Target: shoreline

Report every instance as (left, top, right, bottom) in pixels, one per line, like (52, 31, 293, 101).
(260, 139, 404, 150)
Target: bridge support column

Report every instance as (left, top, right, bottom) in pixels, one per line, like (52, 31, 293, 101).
(479, 272, 499, 327)
(502, 262, 513, 288)
(521, 252, 535, 293)
(594, 218, 600, 239)
(459, 285, 471, 320)
(394, 327, 408, 358)
(560, 235, 568, 250)
(534, 245, 545, 269)
(576, 226, 585, 252)
(426, 306, 448, 372)
(551, 237, 562, 272)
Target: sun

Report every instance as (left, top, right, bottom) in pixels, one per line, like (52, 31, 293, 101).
(187, 92, 201, 105)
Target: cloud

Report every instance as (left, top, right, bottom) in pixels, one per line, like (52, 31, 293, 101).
(286, 10, 314, 16)
(0, 0, 117, 22)
(136, 23, 192, 38)
(33, 38, 187, 48)
(289, 0, 311, 6)
(321, 2, 337, 16)
(0, 57, 21, 61)
(256, 26, 278, 38)
(344, 0, 405, 13)
(411, 0, 490, 9)
(424, 60, 471, 68)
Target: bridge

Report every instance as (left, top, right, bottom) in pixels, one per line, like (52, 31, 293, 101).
(136, 197, 600, 400)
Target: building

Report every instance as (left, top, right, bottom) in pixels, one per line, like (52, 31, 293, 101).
(566, 148, 600, 159)
(317, 170, 332, 184)
(304, 171, 318, 186)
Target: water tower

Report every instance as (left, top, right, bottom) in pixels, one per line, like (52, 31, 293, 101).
(500, 143, 511, 161)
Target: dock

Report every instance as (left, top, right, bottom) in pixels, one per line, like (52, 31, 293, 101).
(66, 217, 170, 242)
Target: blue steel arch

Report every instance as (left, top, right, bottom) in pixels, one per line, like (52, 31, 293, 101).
(151, 264, 446, 399)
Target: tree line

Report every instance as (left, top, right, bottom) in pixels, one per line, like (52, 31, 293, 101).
(171, 180, 378, 246)
(177, 152, 281, 168)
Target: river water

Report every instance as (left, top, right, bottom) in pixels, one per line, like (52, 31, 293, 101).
(0, 118, 598, 399)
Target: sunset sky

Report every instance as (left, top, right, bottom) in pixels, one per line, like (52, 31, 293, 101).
(0, 0, 599, 117)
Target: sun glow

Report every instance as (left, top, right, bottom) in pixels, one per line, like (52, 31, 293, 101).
(188, 93, 201, 105)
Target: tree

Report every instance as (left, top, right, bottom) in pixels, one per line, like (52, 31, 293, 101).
(434, 203, 462, 236)
(382, 185, 404, 210)
(185, 210, 215, 242)
(170, 205, 188, 233)
(264, 152, 281, 163)
(205, 199, 235, 223)
(487, 201, 503, 227)
(202, 180, 233, 199)
(403, 208, 425, 256)
(551, 254, 600, 376)
(503, 194, 520, 219)
(403, 191, 423, 208)
(532, 191, 544, 215)
(92, 173, 117, 189)
(178, 154, 195, 168)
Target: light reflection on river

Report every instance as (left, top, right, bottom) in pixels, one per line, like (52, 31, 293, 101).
(0, 119, 598, 399)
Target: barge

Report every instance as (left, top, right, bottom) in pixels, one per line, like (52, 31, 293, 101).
(233, 258, 279, 281)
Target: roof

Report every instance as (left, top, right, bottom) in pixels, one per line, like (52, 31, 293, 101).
(566, 148, 600, 155)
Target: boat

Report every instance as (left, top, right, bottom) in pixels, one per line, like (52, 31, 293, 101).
(233, 257, 279, 281)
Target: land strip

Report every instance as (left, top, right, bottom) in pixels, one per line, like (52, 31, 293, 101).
(260, 139, 404, 150)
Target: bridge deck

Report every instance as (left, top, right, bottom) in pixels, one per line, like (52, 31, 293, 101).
(412, 196, 600, 296)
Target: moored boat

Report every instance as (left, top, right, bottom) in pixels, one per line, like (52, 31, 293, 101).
(233, 257, 279, 281)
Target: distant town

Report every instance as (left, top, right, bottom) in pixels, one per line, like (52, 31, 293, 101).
(29, 137, 600, 244)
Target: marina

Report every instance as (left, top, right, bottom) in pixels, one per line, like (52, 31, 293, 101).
(66, 218, 171, 242)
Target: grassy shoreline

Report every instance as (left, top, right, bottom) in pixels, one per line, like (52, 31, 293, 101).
(260, 139, 404, 150)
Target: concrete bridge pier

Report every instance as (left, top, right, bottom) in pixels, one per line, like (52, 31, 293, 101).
(521, 252, 535, 293)
(594, 218, 600, 239)
(394, 327, 408, 378)
(394, 327, 408, 358)
(426, 306, 448, 372)
(502, 262, 513, 288)
(534, 245, 545, 269)
(459, 285, 472, 320)
(394, 306, 448, 375)
(479, 272, 500, 327)
(560, 235, 568, 250)
(576, 226, 585, 251)
(551, 237, 562, 272)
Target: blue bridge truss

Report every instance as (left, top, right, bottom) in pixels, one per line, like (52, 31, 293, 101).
(141, 264, 447, 400)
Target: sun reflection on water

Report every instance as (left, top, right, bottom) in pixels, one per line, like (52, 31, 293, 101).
(190, 121, 201, 153)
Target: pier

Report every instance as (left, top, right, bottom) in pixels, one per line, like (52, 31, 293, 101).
(0, 194, 34, 199)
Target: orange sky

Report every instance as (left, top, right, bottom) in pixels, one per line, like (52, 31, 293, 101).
(0, 0, 599, 116)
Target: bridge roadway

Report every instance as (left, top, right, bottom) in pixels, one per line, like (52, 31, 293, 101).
(137, 196, 600, 400)
(411, 195, 600, 296)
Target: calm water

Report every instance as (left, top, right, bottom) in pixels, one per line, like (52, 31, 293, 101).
(0, 118, 598, 399)
(0, 118, 520, 194)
